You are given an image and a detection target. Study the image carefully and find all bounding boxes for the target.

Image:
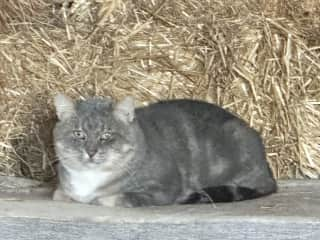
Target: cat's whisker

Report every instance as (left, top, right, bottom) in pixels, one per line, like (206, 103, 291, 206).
(198, 190, 217, 208)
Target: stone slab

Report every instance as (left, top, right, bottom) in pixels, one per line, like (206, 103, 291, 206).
(0, 179, 319, 240)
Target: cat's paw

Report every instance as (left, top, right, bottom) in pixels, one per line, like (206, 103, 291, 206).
(96, 194, 134, 207)
(96, 192, 155, 207)
(52, 188, 73, 202)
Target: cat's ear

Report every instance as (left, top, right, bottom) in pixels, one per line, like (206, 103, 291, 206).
(114, 96, 135, 123)
(54, 93, 75, 121)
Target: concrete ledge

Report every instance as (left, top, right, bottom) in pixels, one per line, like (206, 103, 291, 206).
(0, 179, 319, 240)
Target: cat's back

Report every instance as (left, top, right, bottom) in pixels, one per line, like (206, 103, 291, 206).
(135, 99, 237, 127)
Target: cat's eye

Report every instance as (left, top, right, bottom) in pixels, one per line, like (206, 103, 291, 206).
(100, 132, 113, 142)
(73, 130, 86, 140)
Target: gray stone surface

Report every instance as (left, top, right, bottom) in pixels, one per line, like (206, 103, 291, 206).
(0, 217, 319, 240)
(0, 176, 53, 200)
(0, 176, 41, 188)
(0, 180, 319, 240)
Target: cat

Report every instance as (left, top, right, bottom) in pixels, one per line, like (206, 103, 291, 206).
(52, 94, 277, 207)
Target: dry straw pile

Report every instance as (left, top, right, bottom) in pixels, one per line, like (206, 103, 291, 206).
(0, 0, 319, 181)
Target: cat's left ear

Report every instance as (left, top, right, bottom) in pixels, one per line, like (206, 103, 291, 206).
(114, 96, 135, 123)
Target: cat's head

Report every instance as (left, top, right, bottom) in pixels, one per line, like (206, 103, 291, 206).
(53, 94, 139, 170)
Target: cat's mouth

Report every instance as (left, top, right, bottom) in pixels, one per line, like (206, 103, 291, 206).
(82, 153, 118, 169)
(81, 151, 102, 164)
(84, 156, 105, 165)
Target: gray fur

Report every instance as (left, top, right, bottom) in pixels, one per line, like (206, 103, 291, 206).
(53, 94, 277, 207)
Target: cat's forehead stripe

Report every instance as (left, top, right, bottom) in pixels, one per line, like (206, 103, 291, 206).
(74, 99, 114, 131)
(81, 114, 107, 131)
(76, 98, 113, 112)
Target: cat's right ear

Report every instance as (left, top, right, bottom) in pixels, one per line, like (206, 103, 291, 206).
(54, 93, 75, 121)
(114, 96, 135, 123)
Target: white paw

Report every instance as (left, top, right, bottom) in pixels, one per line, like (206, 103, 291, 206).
(52, 188, 73, 202)
(96, 194, 132, 207)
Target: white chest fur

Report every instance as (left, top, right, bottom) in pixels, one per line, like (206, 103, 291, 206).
(66, 168, 111, 203)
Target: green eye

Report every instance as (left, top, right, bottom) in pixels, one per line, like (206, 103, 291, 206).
(73, 130, 86, 140)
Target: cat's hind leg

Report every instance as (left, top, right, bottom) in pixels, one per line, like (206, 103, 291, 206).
(195, 119, 277, 203)
(182, 179, 276, 204)
(203, 179, 276, 203)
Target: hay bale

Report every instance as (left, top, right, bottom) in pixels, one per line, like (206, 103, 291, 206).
(0, 0, 319, 181)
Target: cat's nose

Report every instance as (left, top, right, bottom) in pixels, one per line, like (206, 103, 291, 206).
(86, 149, 98, 158)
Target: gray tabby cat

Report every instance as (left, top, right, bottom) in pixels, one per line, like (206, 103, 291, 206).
(53, 94, 277, 207)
